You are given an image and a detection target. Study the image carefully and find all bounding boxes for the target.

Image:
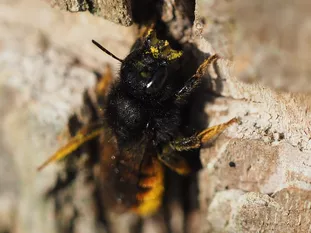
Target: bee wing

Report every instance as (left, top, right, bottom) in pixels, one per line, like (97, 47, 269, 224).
(98, 136, 149, 213)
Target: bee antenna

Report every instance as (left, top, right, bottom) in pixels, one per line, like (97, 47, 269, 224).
(92, 40, 123, 63)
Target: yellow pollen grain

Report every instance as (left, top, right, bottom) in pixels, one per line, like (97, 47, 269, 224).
(150, 46, 159, 58)
(167, 50, 183, 61)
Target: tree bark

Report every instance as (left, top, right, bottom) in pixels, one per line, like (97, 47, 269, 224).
(0, 0, 310, 233)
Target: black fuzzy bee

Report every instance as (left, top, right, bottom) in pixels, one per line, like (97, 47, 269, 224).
(38, 29, 237, 216)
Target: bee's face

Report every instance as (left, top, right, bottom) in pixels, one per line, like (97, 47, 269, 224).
(120, 30, 183, 100)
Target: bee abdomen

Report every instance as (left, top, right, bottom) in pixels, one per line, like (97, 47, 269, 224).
(132, 157, 164, 216)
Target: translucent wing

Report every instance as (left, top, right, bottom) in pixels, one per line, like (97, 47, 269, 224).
(98, 135, 147, 213)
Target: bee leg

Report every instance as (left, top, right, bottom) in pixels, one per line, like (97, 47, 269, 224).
(158, 118, 238, 174)
(37, 122, 104, 171)
(157, 146, 191, 175)
(170, 118, 238, 151)
(174, 54, 219, 105)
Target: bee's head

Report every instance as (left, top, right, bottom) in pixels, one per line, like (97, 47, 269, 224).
(120, 30, 183, 100)
(92, 30, 183, 101)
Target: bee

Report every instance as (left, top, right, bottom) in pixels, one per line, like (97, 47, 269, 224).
(38, 28, 237, 216)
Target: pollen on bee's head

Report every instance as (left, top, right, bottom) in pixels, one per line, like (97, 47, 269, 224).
(144, 29, 183, 61)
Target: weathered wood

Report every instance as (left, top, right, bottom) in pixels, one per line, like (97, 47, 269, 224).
(0, 0, 311, 232)
(48, 0, 132, 26)
(195, 0, 311, 232)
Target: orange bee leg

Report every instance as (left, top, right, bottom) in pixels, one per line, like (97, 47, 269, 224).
(158, 118, 238, 175)
(37, 122, 104, 171)
(157, 146, 192, 175)
(174, 54, 220, 105)
(194, 54, 220, 79)
(170, 118, 239, 152)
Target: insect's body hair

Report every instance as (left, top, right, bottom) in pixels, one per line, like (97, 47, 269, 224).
(101, 38, 190, 215)
(37, 30, 236, 217)
(104, 37, 188, 149)
(105, 79, 183, 149)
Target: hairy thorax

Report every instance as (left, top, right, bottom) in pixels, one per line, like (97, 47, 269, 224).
(105, 85, 181, 147)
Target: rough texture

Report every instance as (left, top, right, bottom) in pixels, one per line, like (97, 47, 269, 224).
(199, 138, 311, 232)
(47, 0, 133, 26)
(196, 0, 311, 93)
(0, 22, 97, 233)
(194, 0, 311, 232)
(204, 189, 311, 233)
(1, 0, 311, 233)
(0, 1, 132, 232)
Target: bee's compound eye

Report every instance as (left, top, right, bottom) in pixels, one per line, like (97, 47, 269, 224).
(140, 71, 150, 78)
(160, 60, 167, 66)
(145, 67, 168, 94)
